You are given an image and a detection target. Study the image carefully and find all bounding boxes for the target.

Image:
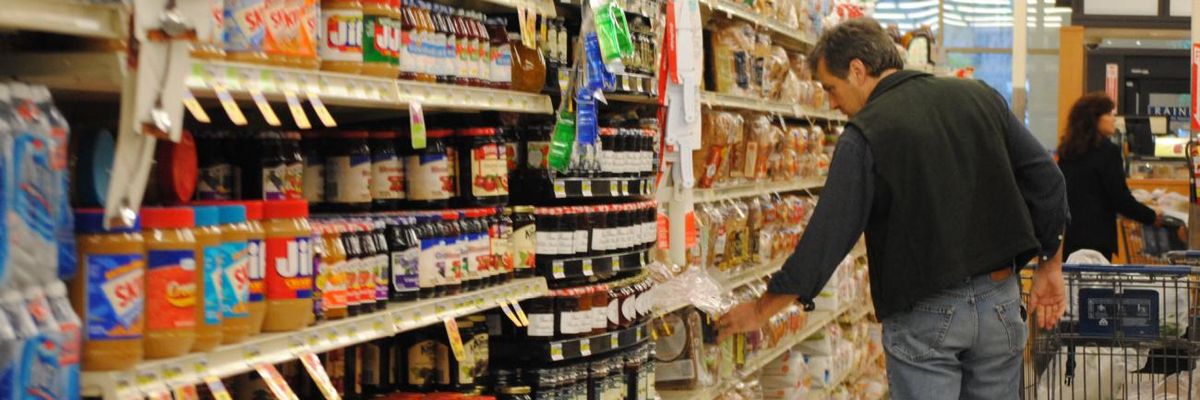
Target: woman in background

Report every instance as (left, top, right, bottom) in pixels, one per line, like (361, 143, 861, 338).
(1057, 92, 1161, 260)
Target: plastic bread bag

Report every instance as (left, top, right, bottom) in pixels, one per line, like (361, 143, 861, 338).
(763, 46, 791, 100)
(726, 200, 751, 269)
(747, 197, 765, 263)
(710, 22, 757, 95)
(779, 70, 803, 103)
(755, 124, 783, 180)
(774, 0, 800, 30)
(643, 267, 733, 324)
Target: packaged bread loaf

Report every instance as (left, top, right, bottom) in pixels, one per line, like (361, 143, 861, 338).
(710, 22, 756, 95)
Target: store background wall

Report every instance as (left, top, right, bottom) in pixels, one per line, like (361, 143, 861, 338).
(876, 0, 1071, 148)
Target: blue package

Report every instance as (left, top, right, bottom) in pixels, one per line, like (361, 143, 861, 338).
(19, 288, 62, 400)
(34, 86, 75, 281)
(0, 292, 37, 400)
(7, 84, 57, 286)
(0, 85, 14, 289)
(47, 283, 79, 400)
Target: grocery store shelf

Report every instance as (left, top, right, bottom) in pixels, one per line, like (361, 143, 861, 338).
(659, 245, 866, 315)
(838, 298, 874, 324)
(700, 0, 815, 51)
(702, 91, 846, 122)
(0, 0, 126, 39)
(497, 321, 651, 363)
(81, 278, 548, 399)
(658, 301, 861, 400)
(487, 0, 557, 16)
(693, 177, 825, 203)
(0, 53, 554, 115)
(606, 93, 661, 105)
(551, 177, 656, 198)
(542, 250, 651, 284)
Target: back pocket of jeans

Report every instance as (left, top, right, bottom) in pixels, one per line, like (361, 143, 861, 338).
(996, 298, 1027, 354)
(884, 303, 955, 363)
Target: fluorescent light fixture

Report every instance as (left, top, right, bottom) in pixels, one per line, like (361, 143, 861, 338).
(948, 0, 1011, 5)
(875, 2, 895, 9)
(1045, 7, 1071, 13)
(907, 8, 939, 19)
(944, 19, 968, 26)
(874, 12, 906, 19)
(898, 0, 938, 9)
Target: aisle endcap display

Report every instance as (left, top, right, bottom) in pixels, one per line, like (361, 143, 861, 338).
(657, 299, 865, 400)
(0, 0, 126, 39)
(80, 277, 549, 399)
(702, 91, 847, 122)
(699, 0, 816, 51)
(692, 176, 825, 203)
(546, 249, 652, 282)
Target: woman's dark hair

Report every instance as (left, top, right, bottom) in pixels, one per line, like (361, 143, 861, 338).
(1058, 92, 1116, 159)
(807, 17, 905, 78)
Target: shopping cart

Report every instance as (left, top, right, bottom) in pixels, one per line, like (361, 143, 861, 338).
(1022, 264, 1200, 399)
(1119, 217, 1188, 264)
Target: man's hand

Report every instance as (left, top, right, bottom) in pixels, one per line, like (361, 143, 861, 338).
(1029, 246, 1067, 330)
(716, 293, 799, 341)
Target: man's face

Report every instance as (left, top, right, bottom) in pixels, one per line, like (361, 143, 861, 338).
(815, 58, 871, 117)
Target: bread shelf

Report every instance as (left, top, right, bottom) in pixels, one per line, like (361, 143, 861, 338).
(81, 278, 549, 399)
(702, 91, 846, 121)
(692, 177, 825, 203)
(657, 300, 861, 400)
(700, 0, 815, 51)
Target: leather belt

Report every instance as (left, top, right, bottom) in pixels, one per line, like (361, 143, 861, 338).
(989, 268, 1014, 281)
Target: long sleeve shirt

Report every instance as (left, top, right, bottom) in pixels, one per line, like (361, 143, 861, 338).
(766, 110, 1069, 306)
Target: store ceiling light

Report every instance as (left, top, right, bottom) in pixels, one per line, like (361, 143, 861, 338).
(955, 5, 1012, 14)
(876, 2, 896, 9)
(948, 0, 1011, 6)
(874, 12, 906, 19)
(897, 0, 938, 9)
(907, 8, 940, 19)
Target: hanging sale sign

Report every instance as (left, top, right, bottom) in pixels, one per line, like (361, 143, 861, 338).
(1191, 44, 1200, 131)
(1105, 64, 1119, 102)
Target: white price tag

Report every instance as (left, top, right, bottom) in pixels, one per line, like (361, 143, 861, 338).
(610, 334, 620, 349)
(580, 340, 592, 356)
(550, 342, 564, 361)
(582, 259, 594, 276)
(612, 256, 622, 272)
(552, 261, 566, 279)
(581, 180, 593, 197)
(553, 180, 567, 198)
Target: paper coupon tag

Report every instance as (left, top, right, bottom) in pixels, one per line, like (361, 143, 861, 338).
(550, 342, 564, 361)
(444, 318, 466, 361)
(552, 261, 566, 279)
(307, 91, 338, 128)
(182, 89, 212, 123)
(211, 83, 248, 126)
(580, 340, 592, 356)
(298, 353, 342, 400)
(685, 210, 698, 248)
(248, 88, 282, 126)
(172, 385, 200, 400)
(610, 334, 620, 348)
(582, 259, 594, 276)
(612, 256, 622, 271)
(497, 299, 522, 326)
(282, 90, 313, 129)
(255, 363, 299, 400)
(553, 180, 567, 198)
(510, 299, 530, 326)
(203, 376, 234, 400)
(145, 385, 172, 400)
(410, 103, 427, 149)
(657, 213, 670, 250)
(581, 180, 593, 197)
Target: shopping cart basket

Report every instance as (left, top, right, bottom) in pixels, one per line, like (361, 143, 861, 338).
(1120, 217, 1188, 264)
(1023, 264, 1200, 399)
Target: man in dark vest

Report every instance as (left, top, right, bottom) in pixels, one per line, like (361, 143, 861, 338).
(717, 18, 1069, 399)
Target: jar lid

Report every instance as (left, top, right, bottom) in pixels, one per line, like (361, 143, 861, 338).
(76, 129, 115, 207)
(75, 209, 141, 233)
(340, 130, 370, 139)
(193, 206, 220, 227)
(301, 130, 325, 140)
(441, 211, 459, 221)
(140, 207, 195, 229)
(284, 131, 302, 140)
(426, 129, 454, 139)
(499, 386, 532, 395)
(217, 205, 247, 225)
(263, 200, 310, 219)
(243, 201, 265, 221)
(458, 127, 496, 137)
(370, 130, 398, 139)
(514, 205, 535, 213)
(156, 130, 199, 204)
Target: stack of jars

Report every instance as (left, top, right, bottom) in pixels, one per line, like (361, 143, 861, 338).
(202, 0, 516, 89)
(505, 276, 652, 341)
(491, 345, 654, 400)
(194, 127, 513, 212)
(71, 200, 314, 371)
(533, 201, 658, 265)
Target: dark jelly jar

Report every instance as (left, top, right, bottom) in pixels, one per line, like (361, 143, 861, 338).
(404, 129, 455, 209)
(325, 131, 373, 212)
(370, 130, 406, 210)
(456, 127, 509, 207)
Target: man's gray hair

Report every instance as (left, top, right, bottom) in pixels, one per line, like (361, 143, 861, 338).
(807, 17, 905, 78)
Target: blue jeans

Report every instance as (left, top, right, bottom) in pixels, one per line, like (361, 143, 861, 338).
(882, 273, 1026, 400)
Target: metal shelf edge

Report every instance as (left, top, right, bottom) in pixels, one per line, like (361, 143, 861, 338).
(82, 277, 549, 399)
(0, 0, 126, 39)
